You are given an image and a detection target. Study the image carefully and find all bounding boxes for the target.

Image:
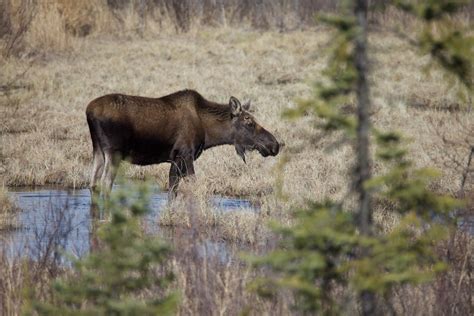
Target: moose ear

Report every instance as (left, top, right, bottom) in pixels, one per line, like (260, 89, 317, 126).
(229, 96, 242, 116)
(242, 100, 251, 111)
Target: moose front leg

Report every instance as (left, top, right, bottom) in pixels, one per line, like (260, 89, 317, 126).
(168, 155, 195, 201)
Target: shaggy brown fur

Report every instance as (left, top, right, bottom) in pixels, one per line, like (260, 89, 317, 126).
(86, 89, 280, 198)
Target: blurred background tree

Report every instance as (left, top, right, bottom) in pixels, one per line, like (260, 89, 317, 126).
(28, 179, 177, 316)
(251, 0, 471, 314)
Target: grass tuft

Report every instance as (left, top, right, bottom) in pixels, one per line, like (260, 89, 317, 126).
(0, 186, 19, 230)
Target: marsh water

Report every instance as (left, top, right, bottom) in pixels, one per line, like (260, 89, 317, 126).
(1, 186, 473, 265)
(1, 186, 256, 264)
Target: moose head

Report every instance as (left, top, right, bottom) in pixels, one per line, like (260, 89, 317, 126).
(229, 96, 280, 163)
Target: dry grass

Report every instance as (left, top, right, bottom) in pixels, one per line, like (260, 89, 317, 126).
(0, 2, 473, 314)
(0, 186, 18, 230)
(167, 230, 294, 316)
(158, 181, 278, 244)
(1, 27, 472, 200)
(386, 228, 474, 316)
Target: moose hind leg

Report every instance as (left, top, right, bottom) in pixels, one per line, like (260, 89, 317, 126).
(90, 148, 105, 193)
(90, 148, 105, 217)
(101, 150, 121, 198)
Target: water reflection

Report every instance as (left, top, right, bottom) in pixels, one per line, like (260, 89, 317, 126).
(2, 187, 472, 266)
(1, 187, 256, 263)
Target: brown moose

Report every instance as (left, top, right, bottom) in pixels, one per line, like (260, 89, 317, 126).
(86, 89, 281, 200)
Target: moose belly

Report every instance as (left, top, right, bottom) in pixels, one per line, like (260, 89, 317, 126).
(128, 138, 173, 166)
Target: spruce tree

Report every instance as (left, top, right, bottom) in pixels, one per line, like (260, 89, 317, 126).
(29, 181, 177, 316)
(251, 0, 471, 314)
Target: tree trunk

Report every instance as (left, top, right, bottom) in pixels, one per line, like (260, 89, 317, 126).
(354, 0, 375, 314)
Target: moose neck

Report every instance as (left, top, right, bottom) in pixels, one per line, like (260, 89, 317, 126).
(202, 115, 235, 149)
(194, 97, 235, 150)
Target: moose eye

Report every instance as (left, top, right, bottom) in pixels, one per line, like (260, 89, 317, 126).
(244, 117, 254, 127)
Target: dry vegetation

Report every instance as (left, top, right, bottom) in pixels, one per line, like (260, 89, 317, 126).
(0, 186, 18, 230)
(1, 13, 472, 198)
(0, 0, 473, 315)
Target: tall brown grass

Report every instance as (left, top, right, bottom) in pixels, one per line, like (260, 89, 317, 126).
(0, 199, 67, 316)
(0, 192, 472, 315)
(1, 27, 471, 198)
(2, 0, 472, 58)
(0, 186, 18, 230)
(0, 2, 472, 314)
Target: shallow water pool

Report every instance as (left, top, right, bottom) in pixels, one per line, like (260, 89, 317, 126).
(1, 187, 255, 263)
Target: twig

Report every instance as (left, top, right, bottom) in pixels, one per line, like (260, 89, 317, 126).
(459, 146, 474, 198)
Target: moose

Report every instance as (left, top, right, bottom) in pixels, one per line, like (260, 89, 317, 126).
(86, 89, 281, 199)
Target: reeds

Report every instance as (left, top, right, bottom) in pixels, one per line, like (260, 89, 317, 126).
(0, 187, 18, 230)
(1, 0, 472, 58)
(1, 189, 471, 315)
(0, 2, 472, 314)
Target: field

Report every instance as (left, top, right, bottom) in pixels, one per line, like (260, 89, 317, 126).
(1, 28, 472, 198)
(0, 1, 473, 315)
